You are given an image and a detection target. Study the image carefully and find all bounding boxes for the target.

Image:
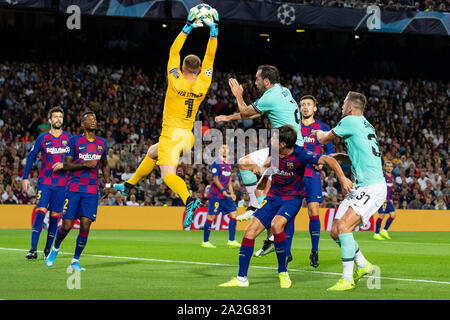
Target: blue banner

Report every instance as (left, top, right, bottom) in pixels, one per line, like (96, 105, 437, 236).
(55, 0, 450, 36)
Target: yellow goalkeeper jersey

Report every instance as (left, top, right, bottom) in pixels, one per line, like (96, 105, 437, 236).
(163, 33, 217, 131)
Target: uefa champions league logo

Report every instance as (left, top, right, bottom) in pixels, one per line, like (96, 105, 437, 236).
(277, 4, 295, 26)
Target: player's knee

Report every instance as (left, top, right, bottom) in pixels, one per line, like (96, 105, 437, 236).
(243, 228, 258, 240)
(336, 219, 351, 234)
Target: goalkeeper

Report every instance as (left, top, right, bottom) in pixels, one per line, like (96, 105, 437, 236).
(115, 5, 219, 228)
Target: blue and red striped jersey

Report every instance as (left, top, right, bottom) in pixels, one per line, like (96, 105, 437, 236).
(384, 173, 394, 201)
(22, 131, 72, 187)
(208, 158, 232, 199)
(268, 145, 320, 199)
(301, 120, 334, 178)
(66, 135, 108, 194)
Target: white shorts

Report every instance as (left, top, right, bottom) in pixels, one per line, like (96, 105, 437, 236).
(335, 183, 387, 227)
(248, 147, 269, 168)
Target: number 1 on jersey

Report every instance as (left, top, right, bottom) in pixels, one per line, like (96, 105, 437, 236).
(185, 99, 194, 118)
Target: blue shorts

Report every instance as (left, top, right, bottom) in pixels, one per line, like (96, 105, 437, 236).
(378, 200, 395, 214)
(303, 176, 323, 203)
(254, 194, 303, 229)
(208, 197, 237, 215)
(62, 192, 99, 221)
(35, 184, 66, 213)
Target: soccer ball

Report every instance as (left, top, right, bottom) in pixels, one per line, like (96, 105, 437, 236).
(191, 3, 214, 28)
(277, 4, 295, 26)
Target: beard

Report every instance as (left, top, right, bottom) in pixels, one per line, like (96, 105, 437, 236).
(51, 123, 62, 130)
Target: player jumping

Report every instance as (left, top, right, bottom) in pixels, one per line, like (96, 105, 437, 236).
(22, 107, 72, 260)
(214, 65, 304, 255)
(374, 160, 396, 240)
(313, 91, 387, 291)
(114, 6, 219, 228)
(202, 145, 241, 249)
(219, 125, 352, 288)
(46, 111, 112, 271)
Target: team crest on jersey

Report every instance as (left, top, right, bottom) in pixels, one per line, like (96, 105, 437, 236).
(205, 68, 212, 77)
(169, 68, 180, 79)
(62, 140, 67, 146)
(286, 161, 294, 169)
(97, 145, 103, 153)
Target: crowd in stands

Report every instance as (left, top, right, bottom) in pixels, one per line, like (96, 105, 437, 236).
(254, 0, 450, 12)
(0, 60, 448, 211)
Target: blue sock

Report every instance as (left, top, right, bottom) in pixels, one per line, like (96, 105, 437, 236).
(238, 237, 254, 278)
(309, 216, 321, 253)
(74, 230, 89, 260)
(44, 216, 59, 252)
(203, 220, 212, 242)
(284, 218, 295, 256)
(30, 209, 46, 250)
(228, 217, 236, 241)
(375, 218, 382, 234)
(274, 231, 287, 273)
(54, 226, 69, 250)
(384, 217, 394, 231)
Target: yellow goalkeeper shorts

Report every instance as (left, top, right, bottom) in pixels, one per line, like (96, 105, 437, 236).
(156, 127, 194, 167)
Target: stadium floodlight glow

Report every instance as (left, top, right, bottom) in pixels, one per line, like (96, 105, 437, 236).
(259, 33, 270, 37)
(162, 24, 167, 28)
(296, 29, 305, 33)
(267, 38, 270, 42)
(354, 35, 360, 39)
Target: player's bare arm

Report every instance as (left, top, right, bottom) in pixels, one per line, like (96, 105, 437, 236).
(62, 156, 97, 172)
(317, 155, 353, 195)
(214, 112, 261, 122)
(228, 78, 259, 118)
(101, 158, 113, 189)
(329, 153, 352, 165)
(311, 129, 336, 145)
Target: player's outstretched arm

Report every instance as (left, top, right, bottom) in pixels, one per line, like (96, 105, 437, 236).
(318, 155, 353, 195)
(228, 78, 259, 118)
(329, 153, 352, 165)
(311, 129, 336, 145)
(215, 112, 261, 123)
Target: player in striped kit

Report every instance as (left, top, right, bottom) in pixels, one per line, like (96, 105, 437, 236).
(300, 95, 334, 267)
(46, 111, 112, 271)
(202, 145, 240, 249)
(219, 125, 352, 288)
(23, 107, 72, 260)
(374, 160, 396, 240)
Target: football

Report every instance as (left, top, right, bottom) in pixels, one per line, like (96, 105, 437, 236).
(191, 3, 215, 27)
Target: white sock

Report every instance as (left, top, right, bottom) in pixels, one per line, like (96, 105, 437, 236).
(245, 185, 258, 208)
(237, 276, 247, 282)
(355, 249, 367, 268)
(71, 258, 79, 264)
(342, 260, 354, 281)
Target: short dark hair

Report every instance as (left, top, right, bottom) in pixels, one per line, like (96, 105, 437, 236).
(278, 125, 297, 149)
(82, 110, 95, 120)
(257, 65, 280, 84)
(47, 107, 64, 119)
(300, 95, 318, 106)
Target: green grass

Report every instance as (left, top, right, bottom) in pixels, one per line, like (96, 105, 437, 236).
(0, 229, 449, 300)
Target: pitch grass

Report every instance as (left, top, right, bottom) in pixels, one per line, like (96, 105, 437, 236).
(0, 229, 449, 300)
